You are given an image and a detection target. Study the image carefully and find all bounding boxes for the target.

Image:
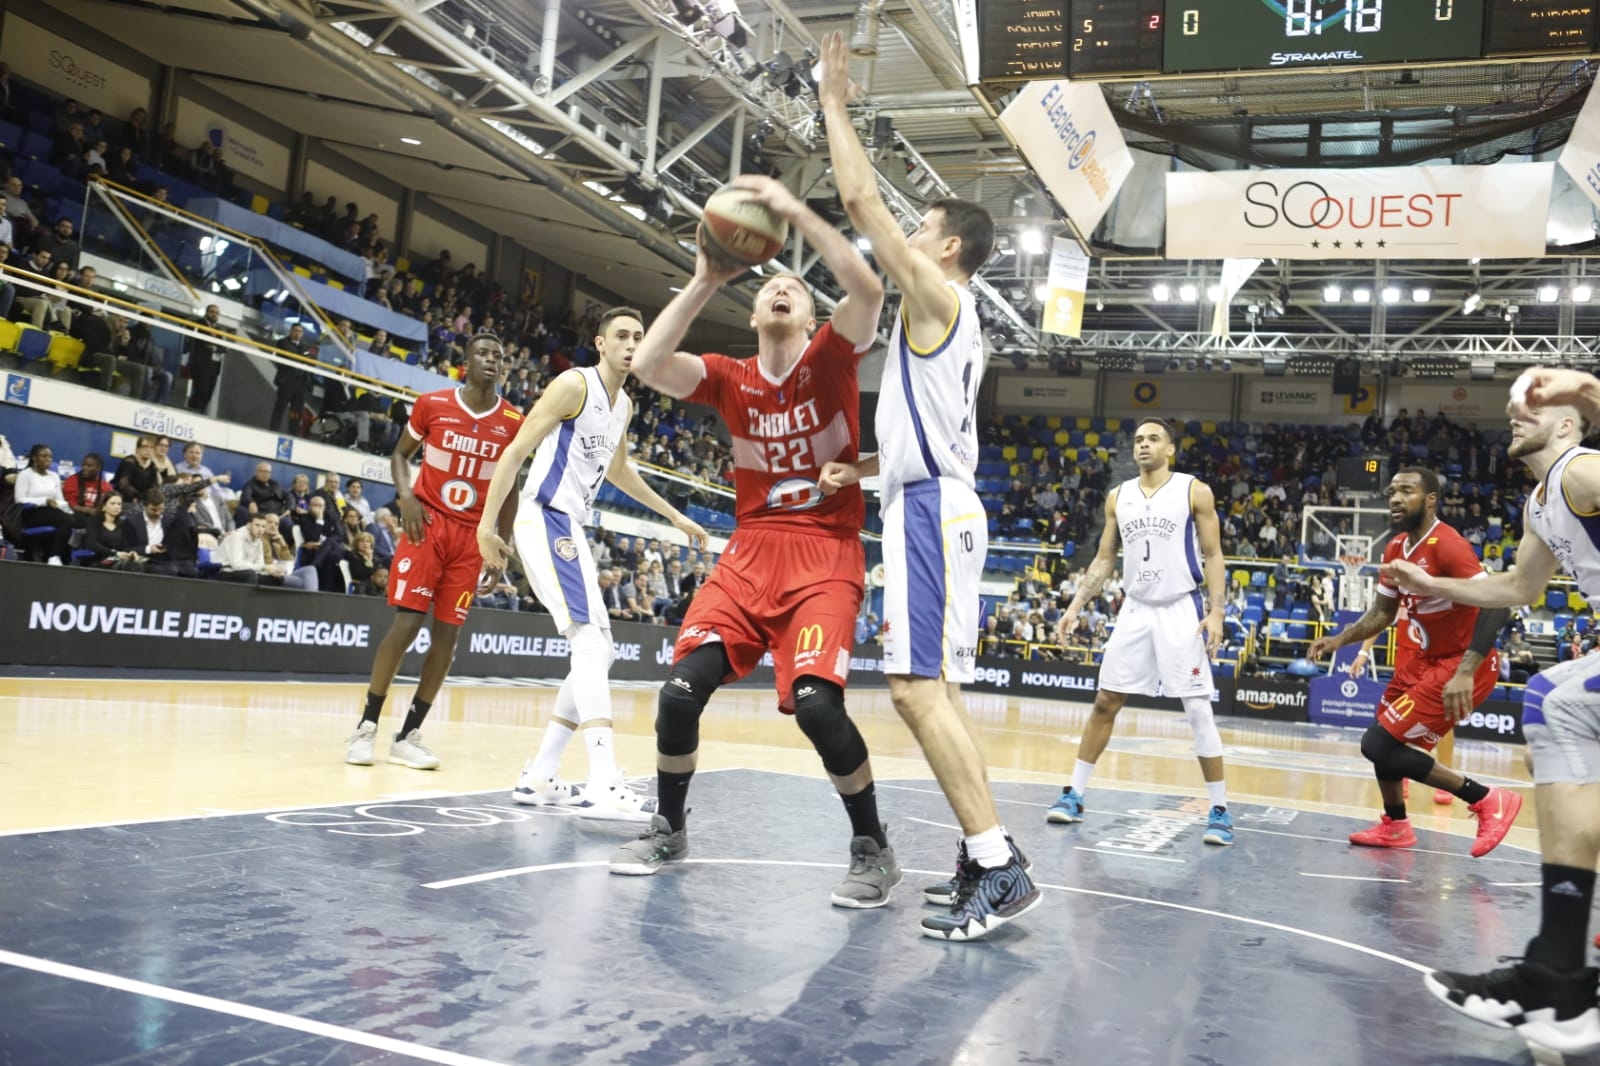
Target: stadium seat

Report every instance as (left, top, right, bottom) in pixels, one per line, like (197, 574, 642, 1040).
(1250, 570, 1268, 587)
(1062, 430, 1078, 446)
(1571, 592, 1588, 612)
(1547, 589, 1569, 612)
(46, 333, 84, 371)
(1105, 418, 1122, 432)
(1084, 432, 1100, 447)
(1075, 417, 1091, 430)
(0, 319, 22, 353)
(1001, 446, 1016, 460)
(1046, 416, 1062, 429)
(15, 326, 52, 362)
(1232, 569, 1250, 588)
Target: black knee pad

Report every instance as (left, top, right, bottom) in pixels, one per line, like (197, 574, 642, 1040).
(656, 644, 728, 757)
(793, 677, 868, 777)
(1360, 724, 1435, 782)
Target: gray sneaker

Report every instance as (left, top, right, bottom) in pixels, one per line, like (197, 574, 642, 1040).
(923, 836, 1031, 906)
(388, 729, 440, 770)
(609, 814, 688, 875)
(345, 721, 377, 766)
(831, 836, 903, 909)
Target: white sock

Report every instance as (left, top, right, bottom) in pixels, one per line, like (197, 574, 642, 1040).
(1070, 759, 1095, 796)
(965, 826, 1011, 869)
(529, 676, 579, 780)
(584, 726, 618, 790)
(1206, 780, 1227, 809)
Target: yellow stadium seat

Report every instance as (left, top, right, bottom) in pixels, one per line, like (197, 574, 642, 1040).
(1055, 430, 1070, 445)
(1201, 421, 1216, 435)
(1045, 416, 1062, 429)
(327, 279, 345, 291)
(1096, 448, 1109, 461)
(1009, 463, 1023, 477)
(1064, 448, 1078, 461)
(292, 266, 312, 278)
(396, 256, 410, 272)
(1076, 417, 1092, 430)
(1105, 418, 1122, 431)
(46, 333, 84, 370)
(1571, 592, 1588, 612)
(1180, 436, 1197, 450)
(1001, 446, 1017, 460)
(1084, 432, 1100, 447)
(1032, 446, 1047, 460)
(1232, 570, 1250, 587)
(0, 320, 21, 353)
(251, 195, 271, 214)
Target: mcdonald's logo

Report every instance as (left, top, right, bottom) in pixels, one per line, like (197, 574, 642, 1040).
(796, 624, 825, 654)
(455, 590, 475, 612)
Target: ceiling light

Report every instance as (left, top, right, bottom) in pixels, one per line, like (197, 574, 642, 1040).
(1411, 286, 1431, 302)
(849, 0, 881, 57)
(1462, 288, 1482, 315)
(1034, 283, 1051, 302)
(1575, 284, 1593, 302)
(1381, 286, 1400, 304)
(1151, 282, 1171, 301)
(1205, 284, 1222, 301)
(1323, 283, 1341, 303)
(1352, 288, 1371, 303)
(1019, 228, 1046, 255)
(855, 236, 871, 251)
(400, 137, 422, 146)
(1538, 284, 1560, 303)
(1178, 283, 1198, 302)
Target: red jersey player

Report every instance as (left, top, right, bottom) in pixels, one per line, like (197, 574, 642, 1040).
(1310, 466, 1522, 856)
(345, 333, 518, 770)
(610, 175, 900, 909)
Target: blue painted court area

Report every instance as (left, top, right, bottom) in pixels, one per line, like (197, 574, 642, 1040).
(0, 771, 1548, 1065)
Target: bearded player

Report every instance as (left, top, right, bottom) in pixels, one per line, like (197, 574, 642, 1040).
(610, 174, 901, 910)
(1308, 467, 1521, 855)
(346, 333, 517, 769)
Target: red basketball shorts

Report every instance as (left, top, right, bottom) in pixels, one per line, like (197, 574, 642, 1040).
(387, 512, 482, 625)
(1377, 649, 1500, 750)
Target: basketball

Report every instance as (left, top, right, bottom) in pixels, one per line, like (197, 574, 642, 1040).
(700, 185, 789, 266)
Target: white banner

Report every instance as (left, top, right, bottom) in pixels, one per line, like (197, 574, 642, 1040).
(174, 98, 290, 190)
(1560, 87, 1600, 213)
(1246, 381, 1333, 414)
(1167, 164, 1555, 260)
(999, 81, 1133, 236)
(1, 14, 151, 119)
(1041, 238, 1089, 338)
(1209, 257, 1262, 339)
(991, 374, 1094, 413)
(1392, 382, 1509, 422)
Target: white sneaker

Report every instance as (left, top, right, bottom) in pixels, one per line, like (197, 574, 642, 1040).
(511, 762, 586, 806)
(345, 721, 377, 766)
(388, 729, 440, 770)
(575, 779, 660, 823)
(47, 556, 62, 566)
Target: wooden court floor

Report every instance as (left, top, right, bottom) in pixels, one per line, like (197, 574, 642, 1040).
(0, 676, 1537, 844)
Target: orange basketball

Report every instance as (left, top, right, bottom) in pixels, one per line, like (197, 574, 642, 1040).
(701, 185, 789, 266)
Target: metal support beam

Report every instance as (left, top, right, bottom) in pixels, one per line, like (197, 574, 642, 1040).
(548, 30, 657, 106)
(643, 34, 665, 177)
(654, 103, 739, 176)
(539, 0, 560, 94)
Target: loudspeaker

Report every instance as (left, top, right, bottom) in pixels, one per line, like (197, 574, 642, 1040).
(1332, 357, 1362, 396)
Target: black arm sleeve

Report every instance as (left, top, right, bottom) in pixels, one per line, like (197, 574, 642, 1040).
(1469, 607, 1511, 658)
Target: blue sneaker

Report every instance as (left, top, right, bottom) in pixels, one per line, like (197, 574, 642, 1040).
(1046, 787, 1084, 824)
(1204, 806, 1234, 846)
(922, 836, 1031, 906)
(921, 857, 1042, 942)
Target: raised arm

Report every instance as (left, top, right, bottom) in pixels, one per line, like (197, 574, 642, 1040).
(473, 371, 584, 567)
(727, 175, 883, 348)
(818, 32, 956, 349)
(631, 248, 745, 399)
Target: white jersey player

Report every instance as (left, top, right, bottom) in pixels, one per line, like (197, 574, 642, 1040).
(1390, 369, 1600, 1052)
(477, 308, 706, 821)
(1046, 417, 1234, 845)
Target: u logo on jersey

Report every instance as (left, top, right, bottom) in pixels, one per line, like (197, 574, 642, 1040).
(767, 477, 823, 511)
(1406, 617, 1428, 651)
(441, 479, 478, 511)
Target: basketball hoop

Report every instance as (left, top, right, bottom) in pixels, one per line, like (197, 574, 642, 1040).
(1339, 553, 1367, 579)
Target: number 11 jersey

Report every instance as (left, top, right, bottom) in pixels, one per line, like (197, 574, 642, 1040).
(406, 386, 523, 525)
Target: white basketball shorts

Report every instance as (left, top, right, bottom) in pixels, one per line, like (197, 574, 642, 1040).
(1097, 592, 1214, 698)
(881, 477, 986, 685)
(513, 503, 606, 636)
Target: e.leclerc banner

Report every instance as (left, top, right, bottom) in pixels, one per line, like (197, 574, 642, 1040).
(998, 81, 1133, 236)
(1166, 164, 1554, 260)
(1559, 85, 1600, 213)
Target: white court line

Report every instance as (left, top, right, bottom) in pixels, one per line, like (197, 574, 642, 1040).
(905, 816, 961, 832)
(1075, 846, 1186, 865)
(0, 948, 512, 1066)
(1300, 872, 1410, 884)
(1488, 881, 1543, 887)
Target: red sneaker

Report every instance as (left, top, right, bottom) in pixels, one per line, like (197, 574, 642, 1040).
(1434, 788, 1453, 805)
(1350, 815, 1417, 848)
(1468, 788, 1524, 857)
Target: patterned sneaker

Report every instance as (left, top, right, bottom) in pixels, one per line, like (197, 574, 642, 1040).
(387, 729, 440, 770)
(609, 814, 689, 875)
(1046, 787, 1084, 824)
(575, 780, 660, 823)
(510, 762, 586, 807)
(831, 836, 903, 909)
(921, 857, 1042, 942)
(1203, 806, 1234, 846)
(345, 721, 377, 766)
(1425, 958, 1600, 1053)
(1468, 788, 1524, 858)
(923, 837, 1031, 907)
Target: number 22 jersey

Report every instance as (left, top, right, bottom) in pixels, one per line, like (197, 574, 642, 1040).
(406, 387, 523, 524)
(688, 322, 865, 538)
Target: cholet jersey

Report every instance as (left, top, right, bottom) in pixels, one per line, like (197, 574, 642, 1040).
(406, 387, 523, 524)
(688, 322, 865, 537)
(1375, 519, 1485, 659)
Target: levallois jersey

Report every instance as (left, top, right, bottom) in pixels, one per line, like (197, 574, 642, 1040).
(1528, 446, 1600, 602)
(406, 387, 523, 524)
(689, 322, 864, 537)
(1115, 472, 1204, 605)
(1375, 519, 1485, 659)
(521, 367, 630, 517)
(877, 282, 983, 502)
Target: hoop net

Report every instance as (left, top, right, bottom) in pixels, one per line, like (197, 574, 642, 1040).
(1335, 534, 1375, 612)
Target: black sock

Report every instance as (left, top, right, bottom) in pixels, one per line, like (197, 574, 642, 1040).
(1453, 776, 1490, 806)
(1384, 801, 1408, 822)
(1528, 865, 1596, 972)
(398, 697, 431, 738)
(362, 691, 385, 727)
(657, 769, 694, 832)
(839, 782, 888, 848)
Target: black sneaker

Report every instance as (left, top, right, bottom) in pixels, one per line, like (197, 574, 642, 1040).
(920, 856, 1041, 942)
(922, 837, 1031, 906)
(1425, 958, 1600, 1053)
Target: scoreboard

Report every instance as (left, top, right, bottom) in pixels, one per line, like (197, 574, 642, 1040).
(973, 0, 1599, 82)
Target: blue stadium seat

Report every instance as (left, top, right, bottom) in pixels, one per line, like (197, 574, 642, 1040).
(1548, 589, 1569, 612)
(1250, 570, 1267, 587)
